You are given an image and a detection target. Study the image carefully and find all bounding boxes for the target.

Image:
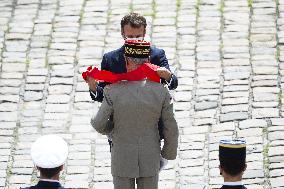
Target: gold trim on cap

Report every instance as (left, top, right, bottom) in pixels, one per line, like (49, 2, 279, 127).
(125, 46, 150, 55)
(219, 143, 246, 148)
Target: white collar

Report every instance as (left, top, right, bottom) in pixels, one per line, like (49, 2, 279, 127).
(40, 178, 60, 183)
(224, 181, 242, 186)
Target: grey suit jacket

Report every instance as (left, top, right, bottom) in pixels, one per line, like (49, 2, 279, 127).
(91, 80, 179, 178)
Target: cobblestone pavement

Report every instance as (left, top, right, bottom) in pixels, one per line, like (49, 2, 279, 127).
(0, 0, 284, 188)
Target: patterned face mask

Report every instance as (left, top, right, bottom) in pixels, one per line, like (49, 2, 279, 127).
(124, 36, 144, 41)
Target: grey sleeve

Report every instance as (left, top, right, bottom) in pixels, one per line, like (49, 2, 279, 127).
(91, 87, 114, 135)
(161, 90, 179, 160)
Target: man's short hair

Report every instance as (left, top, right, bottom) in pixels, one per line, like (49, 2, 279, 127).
(38, 166, 62, 178)
(121, 12, 147, 29)
(220, 158, 246, 176)
(126, 57, 149, 64)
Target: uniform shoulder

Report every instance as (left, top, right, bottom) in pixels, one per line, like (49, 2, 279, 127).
(103, 82, 125, 93)
(146, 80, 167, 91)
(150, 45, 164, 53)
(150, 45, 164, 51)
(150, 46, 166, 60)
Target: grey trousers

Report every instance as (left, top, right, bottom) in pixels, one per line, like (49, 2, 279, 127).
(113, 174, 159, 189)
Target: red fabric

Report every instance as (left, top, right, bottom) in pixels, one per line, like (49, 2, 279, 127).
(125, 39, 150, 46)
(82, 63, 160, 83)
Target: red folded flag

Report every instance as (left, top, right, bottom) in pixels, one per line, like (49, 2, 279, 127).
(82, 63, 161, 83)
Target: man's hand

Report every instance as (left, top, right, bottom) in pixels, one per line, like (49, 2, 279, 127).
(86, 76, 98, 92)
(159, 156, 168, 172)
(156, 67, 172, 81)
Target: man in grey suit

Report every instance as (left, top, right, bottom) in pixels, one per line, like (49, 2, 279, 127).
(91, 40, 179, 189)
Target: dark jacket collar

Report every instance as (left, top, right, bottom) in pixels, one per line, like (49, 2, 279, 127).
(36, 180, 61, 188)
(221, 185, 246, 189)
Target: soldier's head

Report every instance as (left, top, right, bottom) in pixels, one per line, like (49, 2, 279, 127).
(121, 12, 147, 41)
(124, 39, 150, 72)
(31, 135, 68, 180)
(219, 139, 247, 180)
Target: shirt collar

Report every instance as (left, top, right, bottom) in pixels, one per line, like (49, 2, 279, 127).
(40, 178, 60, 183)
(224, 181, 242, 186)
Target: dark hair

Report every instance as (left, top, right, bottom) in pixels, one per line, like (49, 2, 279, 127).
(121, 13, 147, 30)
(38, 166, 62, 178)
(220, 158, 246, 176)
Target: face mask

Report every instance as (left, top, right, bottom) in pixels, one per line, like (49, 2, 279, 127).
(124, 37, 144, 41)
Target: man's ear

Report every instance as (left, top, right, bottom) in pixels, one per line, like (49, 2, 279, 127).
(121, 28, 125, 39)
(243, 163, 247, 172)
(59, 165, 64, 171)
(219, 165, 223, 175)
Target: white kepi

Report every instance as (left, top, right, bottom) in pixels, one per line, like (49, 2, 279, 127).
(31, 135, 68, 168)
